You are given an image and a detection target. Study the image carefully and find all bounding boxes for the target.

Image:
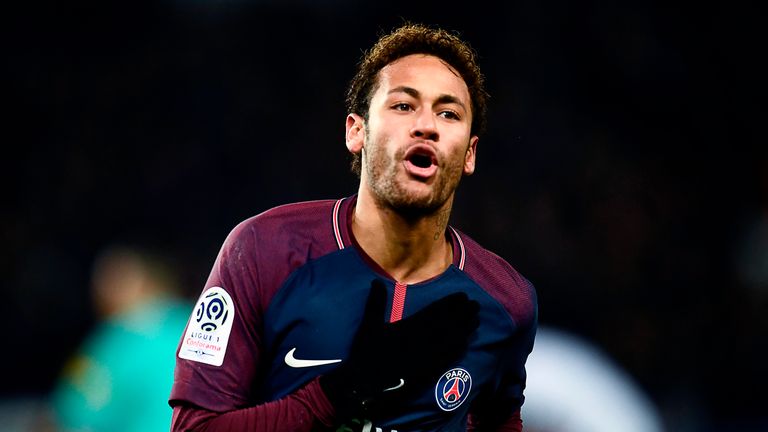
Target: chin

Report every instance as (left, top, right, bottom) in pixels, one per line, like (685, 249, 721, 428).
(385, 188, 449, 216)
(366, 168, 458, 216)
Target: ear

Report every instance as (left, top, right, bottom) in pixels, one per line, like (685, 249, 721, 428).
(463, 136, 479, 175)
(346, 113, 365, 154)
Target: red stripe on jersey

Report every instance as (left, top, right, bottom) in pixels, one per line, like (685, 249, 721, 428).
(389, 282, 407, 322)
(332, 198, 345, 250)
(449, 226, 466, 270)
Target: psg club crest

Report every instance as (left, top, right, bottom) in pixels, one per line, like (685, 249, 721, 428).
(435, 367, 472, 411)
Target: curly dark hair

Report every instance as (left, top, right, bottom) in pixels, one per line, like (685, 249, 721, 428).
(346, 23, 489, 175)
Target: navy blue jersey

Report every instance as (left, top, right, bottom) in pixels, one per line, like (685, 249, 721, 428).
(170, 196, 537, 431)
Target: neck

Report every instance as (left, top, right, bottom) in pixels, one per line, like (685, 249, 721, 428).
(351, 189, 454, 284)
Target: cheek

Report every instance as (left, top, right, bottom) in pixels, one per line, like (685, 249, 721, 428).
(366, 128, 397, 155)
(363, 133, 391, 167)
(449, 141, 471, 161)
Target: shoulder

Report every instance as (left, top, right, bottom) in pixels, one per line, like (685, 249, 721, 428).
(216, 198, 342, 282)
(453, 228, 537, 326)
(220, 199, 339, 254)
(207, 199, 344, 315)
(231, 199, 338, 238)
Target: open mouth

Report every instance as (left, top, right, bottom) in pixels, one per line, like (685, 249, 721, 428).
(403, 145, 438, 179)
(409, 153, 434, 169)
(404, 145, 437, 167)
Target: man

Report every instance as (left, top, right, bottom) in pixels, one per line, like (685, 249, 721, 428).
(170, 24, 537, 431)
(51, 245, 191, 432)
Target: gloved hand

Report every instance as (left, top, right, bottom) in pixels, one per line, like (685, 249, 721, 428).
(320, 279, 480, 420)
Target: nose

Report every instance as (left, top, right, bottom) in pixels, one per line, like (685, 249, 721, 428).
(410, 110, 439, 141)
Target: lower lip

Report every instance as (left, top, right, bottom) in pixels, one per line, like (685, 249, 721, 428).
(403, 160, 438, 179)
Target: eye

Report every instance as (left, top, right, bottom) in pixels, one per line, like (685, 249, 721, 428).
(438, 110, 460, 120)
(392, 103, 413, 112)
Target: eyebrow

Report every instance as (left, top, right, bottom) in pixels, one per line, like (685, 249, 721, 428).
(388, 86, 468, 112)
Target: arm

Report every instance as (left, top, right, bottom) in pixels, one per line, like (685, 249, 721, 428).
(170, 220, 316, 429)
(171, 377, 335, 432)
(170, 207, 352, 431)
(494, 410, 523, 432)
(171, 282, 480, 432)
(467, 409, 522, 432)
(468, 279, 538, 432)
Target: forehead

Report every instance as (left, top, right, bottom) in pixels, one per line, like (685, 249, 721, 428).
(374, 54, 470, 104)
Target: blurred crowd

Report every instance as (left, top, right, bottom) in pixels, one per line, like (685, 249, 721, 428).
(0, 245, 191, 431)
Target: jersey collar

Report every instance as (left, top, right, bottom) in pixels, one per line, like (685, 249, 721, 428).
(332, 195, 466, 271)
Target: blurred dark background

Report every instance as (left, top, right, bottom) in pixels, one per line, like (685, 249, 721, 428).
(4, 0, 766, 431)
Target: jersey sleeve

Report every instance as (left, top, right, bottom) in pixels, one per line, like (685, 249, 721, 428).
(169, 219, 267, 412)
(457, 230, 539, 430)
(477, 280, 538, 431)
(171, 377, 335, 431)
(165, 212, 340, 431)
(467, 409, 522, 432)
(467, 295, 536, 431)
(169, 201, 345, 430)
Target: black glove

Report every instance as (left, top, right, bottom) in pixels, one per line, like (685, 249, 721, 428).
(320, 279, 480, 420)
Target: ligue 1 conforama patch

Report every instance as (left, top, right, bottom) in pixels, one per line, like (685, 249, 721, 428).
(435, 367, 472, 411)
(178, 286, 235, 366)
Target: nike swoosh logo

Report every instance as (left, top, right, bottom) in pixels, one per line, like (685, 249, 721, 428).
(284, 348, 342, 368)
(383, 379, 405, 392)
